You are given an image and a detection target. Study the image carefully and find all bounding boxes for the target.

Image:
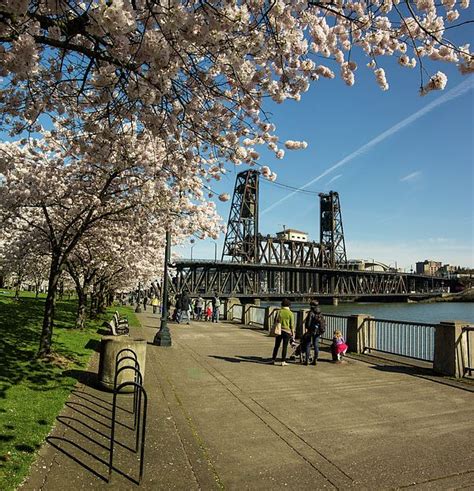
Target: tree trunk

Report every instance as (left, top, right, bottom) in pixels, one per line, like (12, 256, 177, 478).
(75, 290, 87, 329)
(38, 256, 62, 358)
(97, 281, 107, 314)
(35, 279, 41, 299)
(89, 287, 98, 318)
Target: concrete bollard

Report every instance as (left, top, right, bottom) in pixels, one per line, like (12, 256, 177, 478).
(346, 315, 374, 353)
(225, 298, 241, 321)
(98, 336, 147, 392)
(433, 320, 468, 378)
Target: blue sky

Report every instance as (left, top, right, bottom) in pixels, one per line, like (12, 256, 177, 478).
(180, 60, 474, 271)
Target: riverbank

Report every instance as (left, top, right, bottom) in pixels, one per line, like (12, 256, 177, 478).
(418, 288, 474, 303)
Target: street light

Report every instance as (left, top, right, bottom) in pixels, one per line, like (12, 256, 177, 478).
(213, 241, 218, 262)
(135, 282, 142, 313)
(153, 230, 172, 347)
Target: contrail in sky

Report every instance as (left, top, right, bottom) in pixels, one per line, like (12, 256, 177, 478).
(262, 76, 474, 215)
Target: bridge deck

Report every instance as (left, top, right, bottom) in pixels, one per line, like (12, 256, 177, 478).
(24, 313, 474, 490)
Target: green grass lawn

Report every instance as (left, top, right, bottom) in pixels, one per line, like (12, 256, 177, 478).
(0, 290, 140, 490)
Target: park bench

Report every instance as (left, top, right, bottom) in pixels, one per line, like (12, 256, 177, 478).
(113, 311, 129, 329)
(103, 312, 129, 336)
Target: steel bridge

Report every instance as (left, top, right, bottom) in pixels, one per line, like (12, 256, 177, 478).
(170, 170, 449, 300)
(169, 260, 448, 301)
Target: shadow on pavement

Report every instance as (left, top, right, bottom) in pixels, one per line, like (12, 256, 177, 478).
(210, 355, 272, 364)
(369, 364, 434, 377)
(45, 382, 143, 486)
(46, 436, 109, 482)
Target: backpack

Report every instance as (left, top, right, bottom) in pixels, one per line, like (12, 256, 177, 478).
(315, 314, 326, 335)
(306, 311, 326, 335)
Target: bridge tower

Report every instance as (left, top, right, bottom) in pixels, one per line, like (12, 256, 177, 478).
(319, 191, 347, 268)
(222, 170, 260, 263)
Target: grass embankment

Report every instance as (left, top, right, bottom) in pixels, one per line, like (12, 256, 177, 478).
(0, 291, 139, 491)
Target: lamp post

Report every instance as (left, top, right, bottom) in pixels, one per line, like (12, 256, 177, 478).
(153, 230, 172, 346)
(213, 241, 218, 262)
(135, 282, 142, 313)
(190, 243, 195, 261)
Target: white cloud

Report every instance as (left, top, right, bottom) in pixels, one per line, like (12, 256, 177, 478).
(326, 174, 342, 185)
(400, 171, 421, 182)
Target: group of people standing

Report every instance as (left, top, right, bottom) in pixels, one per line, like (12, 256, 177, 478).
(168, 291, 221, 324)
(271, 299, 348, 366)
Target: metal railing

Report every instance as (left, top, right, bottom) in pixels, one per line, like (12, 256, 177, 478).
(321, 314, 348, 342)
(463, 326, 474, 377)
(229, 304, 243, 321)
(363, 318, 436, 362)
(247, 305, 266, 327)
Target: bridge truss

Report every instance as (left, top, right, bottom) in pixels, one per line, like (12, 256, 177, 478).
(170, 260, 447, 300)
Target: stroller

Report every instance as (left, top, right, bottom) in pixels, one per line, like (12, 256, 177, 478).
(289, 333, 316, 364)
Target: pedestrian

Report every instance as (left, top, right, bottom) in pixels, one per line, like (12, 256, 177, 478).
(205, 304, 212, 322)
(173, 293, 182, 322)
(151, 295, 159, 314)
(143, 295, 148, 311)
(180, 290, 191, 324)
(211, 293, 221, 323)
(167, 296, 174, 320)
(302, 301, 326, 365)
(331, 330, 348, 362)
(195, 295, 204, 320)
(271, 299, 295, 366)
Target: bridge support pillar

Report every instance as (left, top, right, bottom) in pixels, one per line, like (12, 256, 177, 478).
(434, 320, 469, 378)
(347, 315, 374, 353)
(264, 306, 279, 332)
(225, 298, 241, 321)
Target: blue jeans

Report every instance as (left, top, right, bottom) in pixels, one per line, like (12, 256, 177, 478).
(178, 309, 190, 323)
(212, 307, 219, 322)
(304, 334, 320, 362)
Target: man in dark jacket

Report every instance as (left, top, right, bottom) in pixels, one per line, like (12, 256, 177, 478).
(180, 290, 191, 324)
(303, 301, 326, 365)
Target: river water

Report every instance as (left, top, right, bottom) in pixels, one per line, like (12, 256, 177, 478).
(263, 301, 474, 324)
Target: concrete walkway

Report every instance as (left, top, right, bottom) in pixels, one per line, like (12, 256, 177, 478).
(22, 313, 474, 490)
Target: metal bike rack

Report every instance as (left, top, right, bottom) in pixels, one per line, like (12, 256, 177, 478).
(109, 349, 148, 483)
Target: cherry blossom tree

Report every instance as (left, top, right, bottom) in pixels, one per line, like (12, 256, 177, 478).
(0, 227, 50, 298)
(65, 222, 170, 328)
(1, 1, 471, 181)
(0, 126, 223, 356)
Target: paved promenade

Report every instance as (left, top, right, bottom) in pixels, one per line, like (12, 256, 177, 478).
(23, 313, 474, 490)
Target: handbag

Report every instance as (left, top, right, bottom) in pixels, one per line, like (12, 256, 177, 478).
(273, 322, 282, 336)
(270, 313, 282, 337)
